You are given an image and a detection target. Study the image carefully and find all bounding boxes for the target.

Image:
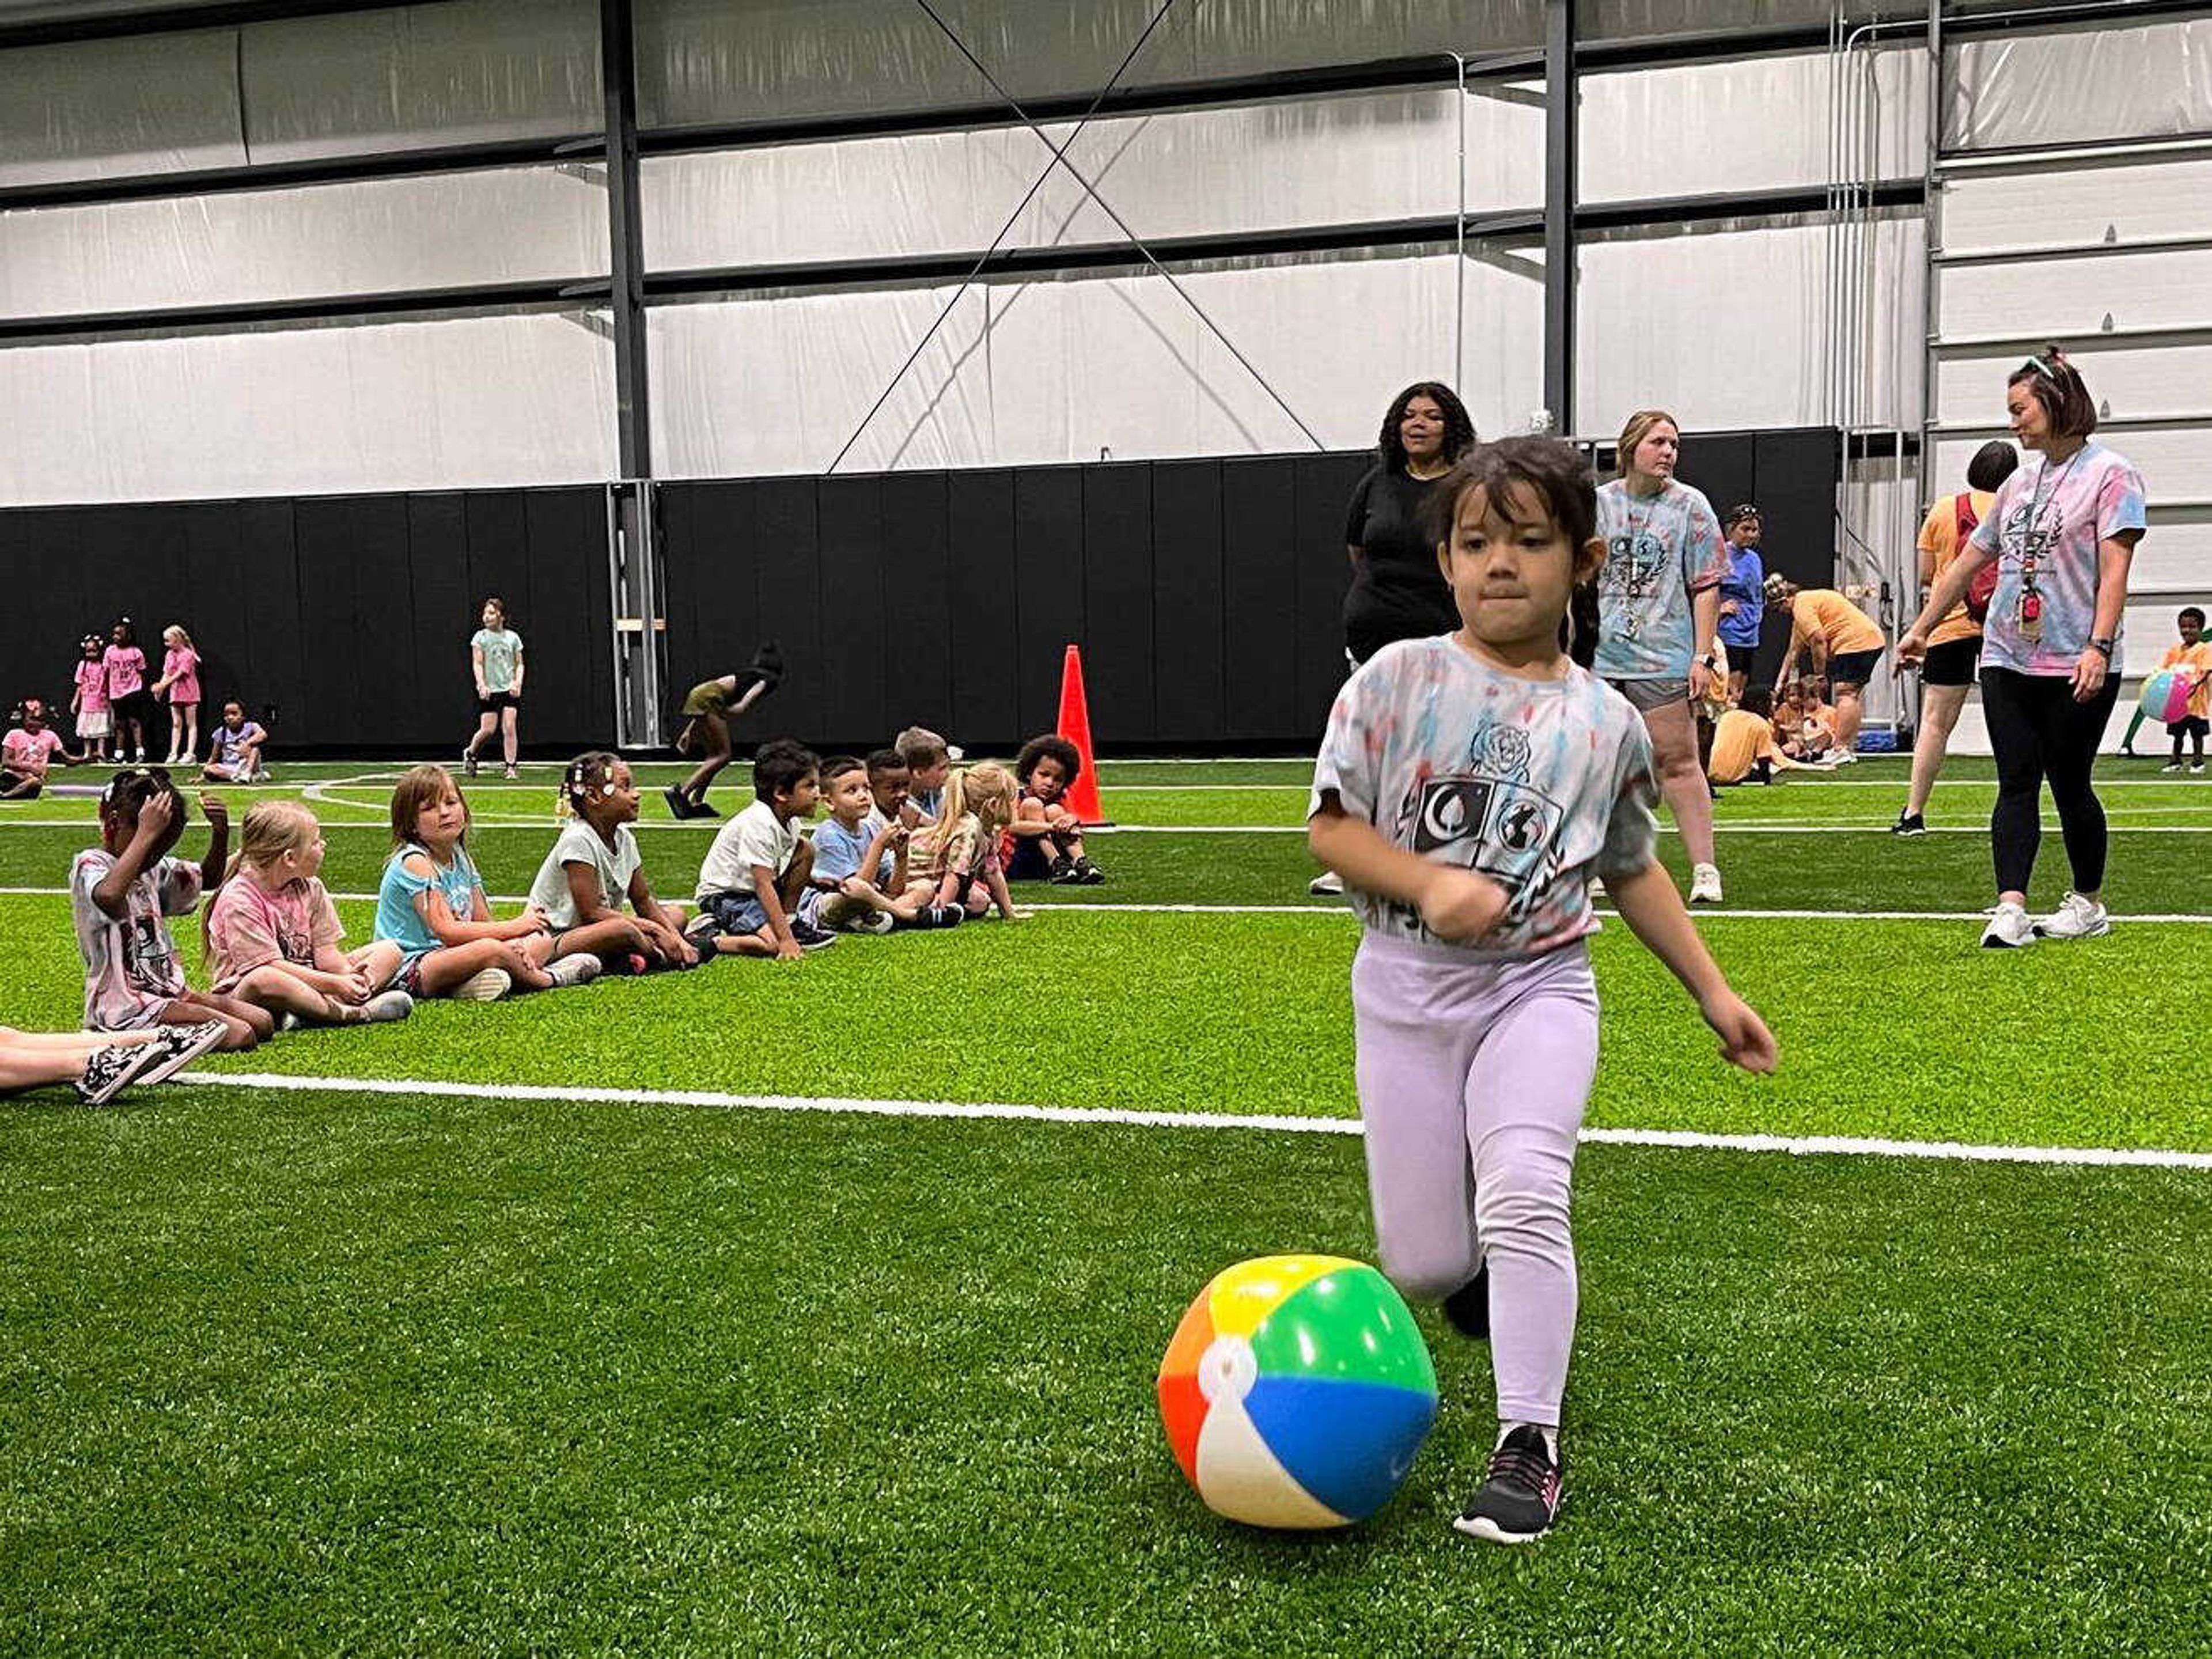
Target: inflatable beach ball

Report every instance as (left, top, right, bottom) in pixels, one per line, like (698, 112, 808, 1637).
(2142, 669, 2194, 724)
(1157, 1254, 1437, 1529)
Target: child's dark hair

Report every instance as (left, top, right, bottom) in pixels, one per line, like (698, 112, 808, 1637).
(1016, 733, 1082, 788)
(754, 738, 820, 804)
(1378, 382, 1478, 471)
(1428, 436, 1599, 554)
(2181, 607, 2206, 628)
(112, 616, 135, 645)
(1740, 687, 1775, 719)
(1725, 502, 1762, 529)
(101, 765, 184, 828)
(865, 747, 908, 777)
(80, 633, 103, 656)
(818, 752, 866, 783)
(561, 751, 623, 817)
(1966, 440, 2020, 494)
(2007, 344, 2097, 440)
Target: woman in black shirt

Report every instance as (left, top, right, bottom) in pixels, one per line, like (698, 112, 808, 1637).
(1341, 382, 1479, 666)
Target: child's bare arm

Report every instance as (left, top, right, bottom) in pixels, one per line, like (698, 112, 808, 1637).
(626, 866, 698, 964)
(982, 857, 1021, 921)
(1308, 796, 1506, 942)
(1608, 859, 1777, 1073)
(565, 860, 619, 925)
(196, 794, 230, 895)
(858, 824, 896, 887)
(91, 794, 176, 916)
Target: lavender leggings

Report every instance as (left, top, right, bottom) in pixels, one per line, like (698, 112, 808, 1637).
(1351, 933, 1599, 1427)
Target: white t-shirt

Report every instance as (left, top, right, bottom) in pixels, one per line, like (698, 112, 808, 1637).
(528, 820, 641, 929)
(1310, 636, 1659, 959)
(696, 800, 802, 902)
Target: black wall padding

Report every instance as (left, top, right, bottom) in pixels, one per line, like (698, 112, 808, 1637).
(0, 486, 612, 755)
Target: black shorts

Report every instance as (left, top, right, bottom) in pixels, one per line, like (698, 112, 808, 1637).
(476, 690, 519, 714)
(1825, 647, 1884, 690)
(1921, 636, 1981, 688)
(1722, 642, 1759, 676)
(2166, 715, 2209, 739)
(113, 689, 158, 726)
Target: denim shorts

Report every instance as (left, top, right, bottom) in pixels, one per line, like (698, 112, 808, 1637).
(699, 889, 769, 936)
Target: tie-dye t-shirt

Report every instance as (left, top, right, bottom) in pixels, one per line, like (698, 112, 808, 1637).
(1968, 442, 2148, 677)
(1309, 637, 1660, 960)
(1593, 480, 1728, 681)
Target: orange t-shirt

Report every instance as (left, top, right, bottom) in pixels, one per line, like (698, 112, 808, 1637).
(1918, 490, 1993, 649)
(1790, 590, 1885, 657)
(1707, 709, 1777, 784)
(2158, 641, 2212, 718)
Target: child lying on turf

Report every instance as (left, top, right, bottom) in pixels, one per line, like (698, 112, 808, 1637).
(690, 739, 836, 959)
(1002, 734, 1104, 885)
(903, 763, 1021, 921)
(204, 801, 415, 1028)
(527, 752, 699, 972)
(71, 767, 266, 1051)
(374, 764, 601, 1001)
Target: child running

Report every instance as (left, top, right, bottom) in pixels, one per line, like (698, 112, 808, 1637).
(375, 764, 601, 1000)
(203, 700, 268, 783)
(204, 802, 415, 1028)
(1307, 435, 1775, 1544)
(71, 635, 112, 762)
(664, 641, 783, 820)
(151, 624, 202, 766)
(1002, 734, 1105, 884)
(904, 763, 1021, 922)
(690, 739, 838, 959)
(71, 768, 267, 1051)
(526, 752, 699, 971)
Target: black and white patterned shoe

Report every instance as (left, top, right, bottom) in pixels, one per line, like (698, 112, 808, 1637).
(1453, 1425, 1564, 1544)
(74, 1041, 172, 1106)
(135, 1020, 230, 1086)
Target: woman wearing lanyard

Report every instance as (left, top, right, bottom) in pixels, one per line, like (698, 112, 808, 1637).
(1898, 347, 2147, 948)
(1310, 382, 1478, 895)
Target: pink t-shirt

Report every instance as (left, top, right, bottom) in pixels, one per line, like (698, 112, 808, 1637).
(73, 659, 110, 714)
(205, 872, 344, 994)
(69, 847, 200, 1030)
(104, 645, 146, 700)
(162, 646, 202, 705)
(2, 726, 65, 778)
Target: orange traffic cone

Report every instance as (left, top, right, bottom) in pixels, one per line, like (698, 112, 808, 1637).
(1056, 643, 1111, 827)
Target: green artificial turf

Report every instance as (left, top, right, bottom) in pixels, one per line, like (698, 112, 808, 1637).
(0, 1090, 2205, 1653)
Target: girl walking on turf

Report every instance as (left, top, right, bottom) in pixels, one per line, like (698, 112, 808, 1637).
(462, 597, 525, 781)
(1309, 436, 1776, 1544)
(1899, 346, 2146, 947)
(374, 764, 600, 1000)
(104, 619, 153, 765)
(71, 635, 112, 762)
(151, 624, 203, 766)
(1593, 411, 1730, 905)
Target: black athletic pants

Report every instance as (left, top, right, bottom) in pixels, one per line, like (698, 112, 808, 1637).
(1979, 666, 2122, 897)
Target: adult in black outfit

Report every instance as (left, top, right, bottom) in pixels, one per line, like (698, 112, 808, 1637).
(1312, 381, 1478, 894)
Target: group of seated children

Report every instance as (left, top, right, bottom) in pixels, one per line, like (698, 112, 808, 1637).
(1706, 685, 1842, 787)
(4, 696, 267, 801)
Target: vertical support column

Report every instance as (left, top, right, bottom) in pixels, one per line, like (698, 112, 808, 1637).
(601, 0, 651, 479)
(1542, 0, 1577, 436)
(608, 481, 665, 750)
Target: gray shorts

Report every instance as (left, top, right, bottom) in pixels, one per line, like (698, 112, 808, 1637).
(1605, 676, 1691, 714)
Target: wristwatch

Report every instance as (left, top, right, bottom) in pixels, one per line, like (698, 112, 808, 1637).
(2090, 637, 2116, 659)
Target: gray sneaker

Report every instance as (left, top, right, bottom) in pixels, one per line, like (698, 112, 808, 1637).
(361, 990, 415, 1022)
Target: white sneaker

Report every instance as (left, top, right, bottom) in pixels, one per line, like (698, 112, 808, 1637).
(1980, 901, 2036, 949)
(1831, 751, 1857, 766)
(546, 955, 601, 988)
(1688, 863, 1723, 905)
(362, 990, 415, 1022)
(2161, 762, 2184, 774)
(2033, 892, 2110, 941)
(850, 911, 896, 935)
(1588, 875, 1606, 900)
(1308, 870, 1344, 896)
(456, 967, 514, 1001)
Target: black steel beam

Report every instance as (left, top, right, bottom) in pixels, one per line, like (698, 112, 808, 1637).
(1576, 177, 1924, 233)
(0, 134, 601, 214)
(1543, 0, 1575, 434)
(600, 0, 650, 478)
(0, 278, 607, 346)
(0, 0, 474, 51)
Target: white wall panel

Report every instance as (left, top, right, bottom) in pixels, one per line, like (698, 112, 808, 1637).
(1938, 249, 2212, 340)
(1947, 18, 2212, 151)
(0, 32, 244, 187)
(649, 250, 1540, 477)
(0, 314, 615, 504)
(1581, 46, 1923, 203)
(642, 87, 1539, 272)
(2127, 517, 2212, 594)
(1936, 344, 2212, 428)
(1933, 430, 2212, 504)
(1939, 158, 2212, 255)
(0, 168, 609, 319)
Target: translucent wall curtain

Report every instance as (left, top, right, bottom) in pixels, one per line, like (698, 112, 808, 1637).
(0, 314, 616, 505)
(1947, 17, 2212, 151)
(649, 248, 1541, 477)
(0, 32, 245, 187)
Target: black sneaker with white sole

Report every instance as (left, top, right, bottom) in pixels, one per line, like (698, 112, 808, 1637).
(136, 1020, 232, 1086)
(1453, 1425, 1564, 1544)
(1891, 812, 1926, 837)
(74, 1040, 173, 1105)
(789, 916, 840, 950)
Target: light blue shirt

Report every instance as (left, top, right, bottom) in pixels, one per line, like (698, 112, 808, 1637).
(810, 816, 873, 884)
(1593, 480, 1728, 680)
(374, 843, 487, 961)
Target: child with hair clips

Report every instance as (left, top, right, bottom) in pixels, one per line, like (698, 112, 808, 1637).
(904, 763, 1022, 922)
(462, 597, 525, 781)
(205, 802, 415, 1028)
(72, 768, 267, 1051)
(1, 1020, 230, 1107)
(104, 619, 153, 765)
(526, 752, 699, 971)
(71, 635, 112, 762)
(1308, 436, 1775, 1546)
(1003, 734, 1105, 885)
(376, 764, 601, 1001)
(690, 739, 838, 959)
(664, 641, 783, 820)
(151, 624, 202, 767)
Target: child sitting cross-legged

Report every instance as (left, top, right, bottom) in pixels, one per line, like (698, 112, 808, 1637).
(527, 752, 700, 972)
(803, 755, 950, 934)
(902, 762, 1022, 922)
(375, 764, 601, 1001)
(1707, 688, 1819, 787)
(1002, 734, 1104, 885)
(689, 738, 839, 959)
(205, 801, 415, 1028)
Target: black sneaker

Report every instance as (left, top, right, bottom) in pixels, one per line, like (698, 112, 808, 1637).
(926, 905, 965, 929)
(1047, 855, 1080, 885)
(1442, 1265, 1488, 1340)
(74, 1040, 172, 1106)
(789, 917, 840, 950)
(1891, 812, 1926, 838)
(1073, 857, 1105, 886)
(663, 785, 694, 821)
(1453, 1425, 1563, 1544)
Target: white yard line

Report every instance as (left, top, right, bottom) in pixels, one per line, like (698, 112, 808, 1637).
(173, 1070, 2212, 1172)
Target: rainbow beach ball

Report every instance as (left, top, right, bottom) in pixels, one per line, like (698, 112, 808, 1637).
(1156, 1254, 1438, 1529)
